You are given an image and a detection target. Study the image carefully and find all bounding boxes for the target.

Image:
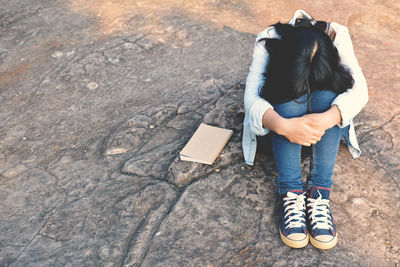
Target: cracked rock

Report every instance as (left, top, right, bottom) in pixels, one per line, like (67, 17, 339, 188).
(1, 1, 399, 266)
(103, 114, 154, 156)
(12, 175, 178, 266)
(122, 142, 180, 180)
(167, 135, 242, 188)
(141, 163, 362, 266)
(202, 84, 245, 131)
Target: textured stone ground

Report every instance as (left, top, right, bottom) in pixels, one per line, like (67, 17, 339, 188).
(1, 0, 399, 266)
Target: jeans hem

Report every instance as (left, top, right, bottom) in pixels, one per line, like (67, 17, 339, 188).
(277, 186, 304, 195)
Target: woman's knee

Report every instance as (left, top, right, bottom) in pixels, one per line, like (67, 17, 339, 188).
(272, 94, 308, 118)
(310, 90, 338, 113)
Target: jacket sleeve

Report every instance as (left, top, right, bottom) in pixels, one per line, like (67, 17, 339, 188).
(330, 22, 369, 128)
(244, 28, 275, 136)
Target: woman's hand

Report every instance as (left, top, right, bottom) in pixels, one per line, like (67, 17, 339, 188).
(279, 117, 325, 146)
(262, 109, 325, 146)
(303, 105, 342, 131)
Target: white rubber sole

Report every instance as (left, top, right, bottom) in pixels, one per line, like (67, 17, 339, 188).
(310, 234, 338, 250)
(279, 230, 309, 248)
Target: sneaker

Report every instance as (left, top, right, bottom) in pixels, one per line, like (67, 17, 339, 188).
(279, 190, 309, 248)
(307, 187, 337, 249)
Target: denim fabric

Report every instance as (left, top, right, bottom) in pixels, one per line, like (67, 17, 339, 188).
(269, 90, 349, 194)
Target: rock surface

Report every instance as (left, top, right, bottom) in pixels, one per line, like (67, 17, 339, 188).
(1, 0, 399, 266)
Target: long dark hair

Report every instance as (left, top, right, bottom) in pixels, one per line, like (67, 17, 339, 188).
(260, 22, 354, 104)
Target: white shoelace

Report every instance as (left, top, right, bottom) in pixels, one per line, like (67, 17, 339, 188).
(283, 192, 306, 228)
(307, 191, 334, 231)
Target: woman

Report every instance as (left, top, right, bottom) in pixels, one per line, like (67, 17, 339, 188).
(242, 10, 368, 249)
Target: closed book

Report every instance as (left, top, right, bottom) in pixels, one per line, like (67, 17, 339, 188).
(180, 123, 233, 165)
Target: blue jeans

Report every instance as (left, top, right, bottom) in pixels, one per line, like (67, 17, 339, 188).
(270, 90, 349, 194)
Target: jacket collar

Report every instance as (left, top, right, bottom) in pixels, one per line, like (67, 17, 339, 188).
(288, 9, 316, 26)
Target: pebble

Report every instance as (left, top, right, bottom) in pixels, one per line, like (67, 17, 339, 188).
(110, 58, 119, 64)
(166, 26, 175, 32)
(87, 82, 99, 90)
(177, 105, 191, 114)
(123, 43, 135, 49)
(105, 148, 128, 156)
(157, 37, 166, 44)
(215, 169, 220, 173)
(176, 31, 187, 39)
(2, 164, 27, 178)
(51, 51, 63, 58)
(66, 50, 75, 56)
(385, 240, 393, 249)
(371, 209, 381, 216)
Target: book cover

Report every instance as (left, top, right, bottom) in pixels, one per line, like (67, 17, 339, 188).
(180, 123, 233, 165)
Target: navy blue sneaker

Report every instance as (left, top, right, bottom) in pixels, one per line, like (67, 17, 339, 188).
(307, 187, 337, 249)
(279, 190, 309, 248)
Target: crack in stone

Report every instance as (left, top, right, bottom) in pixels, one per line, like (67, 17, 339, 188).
(99, 112, 154, 158)
(213, 79, 225, 96)
(220, 175, 241, 195)
(382, 111, 400, 128)
(137, 193, 181, 266)
(43, 168, 69, 201)
(359, 111, 400, 141)
(175, 155, 243, 191)
(119, 209, 150, 267)
(101, 40, 129, 52)
(55, 191, 95, 210)
(100, 50, 115, 67)
(8, 216, 50, 265)
(120, 125, 240, 264)
(133, 128, 182, 155)
(133, 38, 160, 52)
(51, 50, 81, 76)
(119, 181, 180, 266)
(113, 84, 244, 265)
(360, 127, 395, 153)
(382, 130, 395, 152)
(0, 6, 41, 29)
(356, 112, 400, 190)
(153, 172, 180, 189)
(369, 157, 400, 190)
(26, 75, 51, 107)
(37, 233, 69, 242)
(103, 81, 238, 180)
(122, 34, 147, 46)
(118, 140, 180, 178)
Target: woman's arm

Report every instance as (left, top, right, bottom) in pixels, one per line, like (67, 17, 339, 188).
(244, 28, 275, 136)
(329, 22, 369, 127)
(302, 23, 368, 131)
(262, 108, 325, 146)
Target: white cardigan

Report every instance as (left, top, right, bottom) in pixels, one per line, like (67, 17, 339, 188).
(242, 10, 368, 165)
